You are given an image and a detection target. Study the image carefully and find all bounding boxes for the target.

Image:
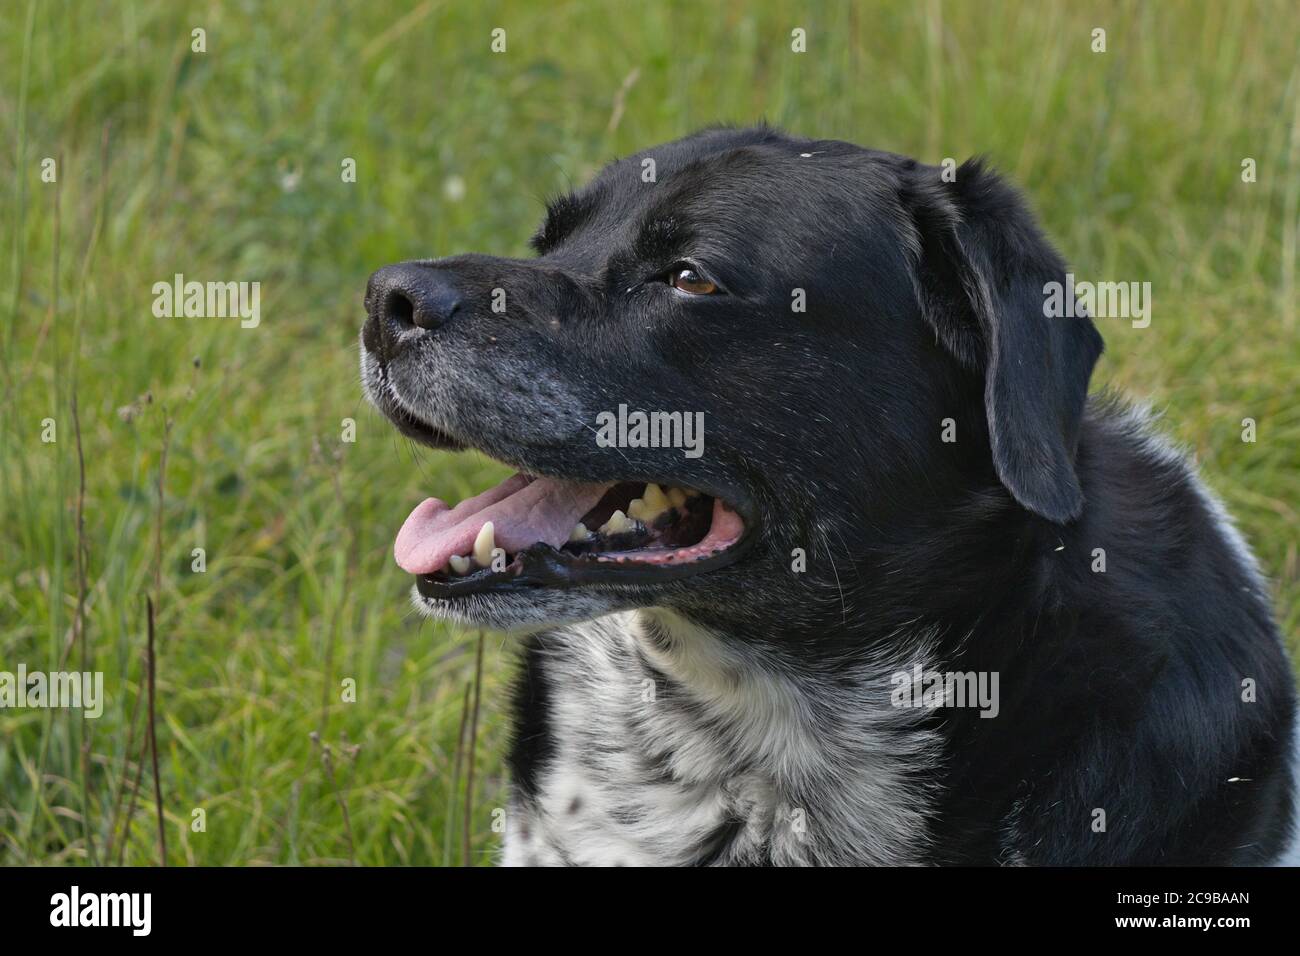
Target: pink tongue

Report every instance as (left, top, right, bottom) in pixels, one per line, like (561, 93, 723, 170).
(394, 473, 610, 575)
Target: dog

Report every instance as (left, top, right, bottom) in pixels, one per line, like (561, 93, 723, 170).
(360, 126, 1298, 865)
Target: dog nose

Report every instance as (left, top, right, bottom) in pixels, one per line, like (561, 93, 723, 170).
(368, 263, 463, 332)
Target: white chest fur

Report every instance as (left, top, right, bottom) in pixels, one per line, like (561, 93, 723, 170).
(502, 610, 941, 866)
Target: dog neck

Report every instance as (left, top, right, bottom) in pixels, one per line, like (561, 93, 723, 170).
(503, 607, 943, 866)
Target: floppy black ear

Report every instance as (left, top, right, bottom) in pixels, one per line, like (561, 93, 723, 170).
(904, 159, 1103, 524)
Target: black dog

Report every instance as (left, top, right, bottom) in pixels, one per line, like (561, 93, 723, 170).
(360, 126, 1298, 865)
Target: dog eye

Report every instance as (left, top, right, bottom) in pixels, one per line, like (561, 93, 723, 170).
(667, 265, 718, 295)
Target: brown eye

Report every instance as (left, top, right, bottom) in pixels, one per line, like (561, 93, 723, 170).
(667, 266, 718, 295)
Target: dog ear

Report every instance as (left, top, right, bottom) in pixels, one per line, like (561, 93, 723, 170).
(904, 158, 1104, 524)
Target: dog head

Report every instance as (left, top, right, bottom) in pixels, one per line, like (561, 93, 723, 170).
(360, 126, 1102, 633)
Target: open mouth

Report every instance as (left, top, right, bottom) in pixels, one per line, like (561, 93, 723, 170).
(394, 471, 750, 598)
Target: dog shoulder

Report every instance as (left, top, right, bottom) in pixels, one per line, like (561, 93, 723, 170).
(996, 398, 1298, 864)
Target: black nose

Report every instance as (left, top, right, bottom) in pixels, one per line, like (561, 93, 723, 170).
(367, 263, 463, 332)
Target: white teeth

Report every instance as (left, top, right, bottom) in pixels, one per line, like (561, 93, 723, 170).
(642, 482, 670, 514)
(599, 509, 636, 535)
(448, 554, 472, 576)
(569, 522, 589, 543)
(628, 483, 671, 523)
(644, 482, 670, 508)
(667, 487, 687, 508)
(473, 521, 495, 567)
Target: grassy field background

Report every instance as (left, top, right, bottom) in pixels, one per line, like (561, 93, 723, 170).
(1, 0, 1297, 865)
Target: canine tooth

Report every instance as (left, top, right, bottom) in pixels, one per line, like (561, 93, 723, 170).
(667, 487, 687, 508)
(569, 522, 589, 543)
(448, 554, 472, 576)
(600, 509, 635, 535)
(473, 521, 495, 567)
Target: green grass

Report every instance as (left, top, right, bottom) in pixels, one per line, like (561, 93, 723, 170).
(1, 0, 1297, 865)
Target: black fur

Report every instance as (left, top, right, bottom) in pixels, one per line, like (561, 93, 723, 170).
(362, 126, 1297, 865)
